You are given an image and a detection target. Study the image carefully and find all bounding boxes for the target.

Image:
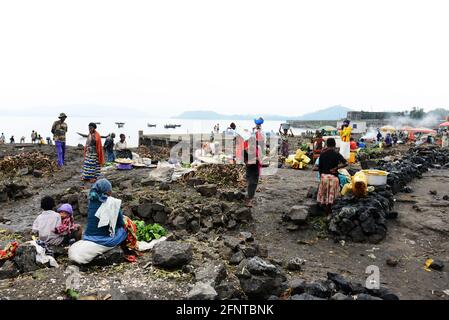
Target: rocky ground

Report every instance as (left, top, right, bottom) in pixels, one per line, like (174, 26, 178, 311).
(1, 143, 448, 300)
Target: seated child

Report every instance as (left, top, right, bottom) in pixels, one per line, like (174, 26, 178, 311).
(54, 204, 82, 245)
(32, 196, 63, 245)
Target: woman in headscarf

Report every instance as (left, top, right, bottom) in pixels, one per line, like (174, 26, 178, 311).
(82, 123, 105, 182)
(68, 179, 129, 264)
(279, 124, 294, 158)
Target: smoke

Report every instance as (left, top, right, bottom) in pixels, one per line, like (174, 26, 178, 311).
(386, 113, 440, 129)
(362, 128, 378, 140)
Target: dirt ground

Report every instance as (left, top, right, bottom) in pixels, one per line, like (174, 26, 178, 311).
(251, 167, 449, 300)
(1, 144, 449, 300)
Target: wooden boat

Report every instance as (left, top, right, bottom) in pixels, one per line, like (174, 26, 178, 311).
(115, 122, 125, 128)
(77, 132, 109, 139)
(147, 123, 157, 127)
(164, 124, 182, 129)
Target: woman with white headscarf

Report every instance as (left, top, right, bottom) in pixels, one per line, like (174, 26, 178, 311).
(69, 178, 128, 264)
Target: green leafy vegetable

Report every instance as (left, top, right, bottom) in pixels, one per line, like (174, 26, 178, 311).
(134, 221, 167, 242)
(65, 289, 80, 300)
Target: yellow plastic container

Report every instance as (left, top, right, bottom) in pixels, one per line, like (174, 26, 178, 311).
(349, 152, 356, 164)
(352, 171, 368, 198)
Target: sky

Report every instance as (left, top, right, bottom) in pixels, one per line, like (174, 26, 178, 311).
(1, 0, 449, 117)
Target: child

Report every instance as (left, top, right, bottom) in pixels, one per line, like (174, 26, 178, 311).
(55, 204, 82, 245)
(32, 196, 63, 245)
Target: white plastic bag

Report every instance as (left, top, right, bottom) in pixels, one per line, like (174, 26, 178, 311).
(68, 240, 113, 265)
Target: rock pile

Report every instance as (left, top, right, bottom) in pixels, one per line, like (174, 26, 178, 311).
(236, 257, 287, 300)
(221, 233, 268, 265)
(377, 146, 449, 194)
(0, 181, 32, 202)
(281, 272, 399, 300)
(188, 261, 239, 300)
(329, 187, 395, 243)
(163, 201, 252, 234)
(329, 146, 449, 243)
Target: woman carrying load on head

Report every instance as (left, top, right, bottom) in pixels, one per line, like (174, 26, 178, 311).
(82, 123, 105, 183)
(279, 124, 294, 158)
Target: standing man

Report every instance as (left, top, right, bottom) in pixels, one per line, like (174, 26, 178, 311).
(103, 133, 116, 163)
(31, 130, 36, 144)
(52, 113, 68, 168)
(376, 130, 382, 142)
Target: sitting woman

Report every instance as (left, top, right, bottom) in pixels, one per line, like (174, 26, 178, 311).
(68, 179, 128, 264)
(115, 134, 133, 159)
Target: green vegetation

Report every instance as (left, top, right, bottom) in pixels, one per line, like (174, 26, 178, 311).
(134, 221, 167, 242)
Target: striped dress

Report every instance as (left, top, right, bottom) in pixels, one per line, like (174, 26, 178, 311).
(82, 135, 101, 180)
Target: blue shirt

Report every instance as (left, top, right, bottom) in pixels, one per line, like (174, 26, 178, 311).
(84, 198, 125, 238)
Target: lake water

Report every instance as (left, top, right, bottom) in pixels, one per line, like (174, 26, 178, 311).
(1, 116, 306, 147)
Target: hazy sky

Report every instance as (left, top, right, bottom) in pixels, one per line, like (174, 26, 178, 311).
(1, 0, 449, 117)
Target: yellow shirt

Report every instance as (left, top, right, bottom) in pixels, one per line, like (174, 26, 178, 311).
(340, 126, 352, 142)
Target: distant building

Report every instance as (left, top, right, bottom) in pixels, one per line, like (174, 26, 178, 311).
(347, 111, 405, 121)
(337, 121, 367, 134)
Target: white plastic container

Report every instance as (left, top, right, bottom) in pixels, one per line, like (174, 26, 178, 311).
(362, 170, 389, 186)
(339, 141, 351, 160)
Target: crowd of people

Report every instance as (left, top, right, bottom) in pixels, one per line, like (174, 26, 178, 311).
(6, 112, 449, 264)
(0, 131, 52, 146)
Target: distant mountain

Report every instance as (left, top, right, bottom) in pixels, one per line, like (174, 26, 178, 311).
(297, 105, 352, 120)
(174, 105, 352, 121)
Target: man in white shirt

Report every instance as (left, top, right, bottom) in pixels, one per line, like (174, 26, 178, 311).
(115, 134, 132, 159)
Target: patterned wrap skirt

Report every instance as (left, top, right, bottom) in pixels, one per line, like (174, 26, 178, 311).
(82, 149, 100, 180)
(317, 174, 340, 205)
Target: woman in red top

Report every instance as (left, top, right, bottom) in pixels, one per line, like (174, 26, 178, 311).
(82, 123, 105, 183)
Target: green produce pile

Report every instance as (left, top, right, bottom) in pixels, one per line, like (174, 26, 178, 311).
(134, 221, 167, 242)
(357, 147, 382, 160)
